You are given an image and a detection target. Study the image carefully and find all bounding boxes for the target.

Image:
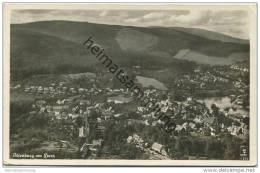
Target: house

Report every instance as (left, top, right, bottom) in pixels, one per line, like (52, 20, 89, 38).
(161, 106, 169, 113)
(227, 125, 241, 136)
(114, 113, 122, 118)
(151, 143, 167, 156)
(59, 82, 66, 86)
(60, 112, 68, 119)
(127, 136, 133, 144)
(52, 105, 64, 112)
(210, 132, 216, 136)
(62, 86, 68, 92)
(127, 134, 144, 148)
(68, 113, 79, 119)
(79, 126, 86, 138)
(58, 90, 65, 95)
(79, 109, 84, 114)
(58, 140, 71, 149)
(103, 111, 113, 120)
(46, 106, 52, 113)
(188, 156, 197, 160)
(78, 88, 85, 93)
(54, 112, 60, 117)
(202, 117, 215, 126)
(235, 99, 244, 105)
(37, 86, 43, 94)
(107, 95, 133, 104)
(13, 84, 21, 89)
(96, 125, 105, 133)
(193, 117, 202, 123)
(56, 100, 63, 105)
(29, 111, 37, 115)
(175, 125, 185, 133)
(92, 139, 103, 146)
(243, 68, 249, 72)
(69, 88, 77, 94)
(151, 121, 158, 126)
(194, 68, 200, 73)
(113, 89, 121, 92)
(49, 86, 55, 90)
(142, 113, 152, 118)
(43, 87, 49, 94)
(189, 122, 196, 129)
(144, 120, 150, 126)
(30, 86, 36, 93)
(128, 119, 146, 126)
(35, 100, 46, 106)
(24, 87, 30, 92)
(39, 107, 46, 113)
(137, 107, 146, 113)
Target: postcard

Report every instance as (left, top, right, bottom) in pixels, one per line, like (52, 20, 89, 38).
(3, 3, 257, 166)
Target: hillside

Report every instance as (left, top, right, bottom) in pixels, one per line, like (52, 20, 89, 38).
(11, 20, 250, 81)
(172, 27, 249, 44)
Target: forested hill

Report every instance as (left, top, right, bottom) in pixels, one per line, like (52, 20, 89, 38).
(11, 20, 249, 80)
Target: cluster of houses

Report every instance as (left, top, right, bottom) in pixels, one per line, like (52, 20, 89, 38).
(131, 92, 249, 139)
(230, 65, 249, 72)
(127, 134, 145, 149)
(31, 98, 71, 118)
(210, 65, 249, 95)
(184, 65, 249, 91)
(174, 69, 229, 90)
(127, 134, 168, 157)
(28, 82, 248, 144)
(227, 122, 248, 138)
(233, 81, 247, 90)
(23, 82, 102, 96)
(16, 67, 249, 158)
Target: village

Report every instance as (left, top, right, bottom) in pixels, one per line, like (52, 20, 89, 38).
(10, 63, 249, 159)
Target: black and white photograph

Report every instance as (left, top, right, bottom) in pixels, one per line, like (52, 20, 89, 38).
(2, 3, 257, 166)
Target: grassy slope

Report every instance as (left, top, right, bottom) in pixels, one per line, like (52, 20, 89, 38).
(172, 27, 249, 44)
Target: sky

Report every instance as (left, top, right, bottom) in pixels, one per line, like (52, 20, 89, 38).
(11, 9, 249, 39)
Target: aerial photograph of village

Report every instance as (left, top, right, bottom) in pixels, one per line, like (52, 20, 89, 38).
(9, 7, 250, 160)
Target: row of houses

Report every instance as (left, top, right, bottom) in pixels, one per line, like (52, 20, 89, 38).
(24, 85, 101, 95)
(230, 65, 249, 72)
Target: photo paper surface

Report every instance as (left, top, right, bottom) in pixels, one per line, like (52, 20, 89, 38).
(3, 3, 257, 166)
